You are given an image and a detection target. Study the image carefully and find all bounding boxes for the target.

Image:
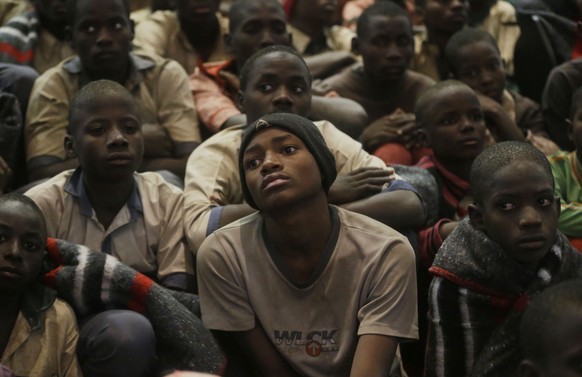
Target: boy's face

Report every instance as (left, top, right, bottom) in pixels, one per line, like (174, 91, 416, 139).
(34, 0, 67, 24)
(242, 127, 323, 212)
(227, 2, 290, 67)
(356, 14, 413, 85)
(67, 95, 144, 182)
(534, 309, 582, 377)
(421, 86, 486, 163)
(71, 0, 133, 78)
(0, 201, 46, 295)
(239, 52, 312, 124)
(423, 0, 468, 35)
(177, 0, 220, 22)
(470, 161, 559, 271)
(452, 40, 506, 103)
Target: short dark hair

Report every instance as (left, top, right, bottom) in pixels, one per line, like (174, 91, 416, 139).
(357, 1, 409, 37)
(414, 80, 473, 127)
(239, 45, 312, 91)
(228, 0, 284, 34)
(68, 79, 139, 135)
(519, 279, 582, 362)
(0, 193, 47, 241)
(470, 141, 554, 205)
(444, 28, 500, 75)
(66, 0, 130, 27)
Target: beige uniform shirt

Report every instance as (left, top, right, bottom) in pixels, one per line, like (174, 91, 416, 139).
(2, 298, 81, 377)
(183, 120, 387, 253)
(478, 0, 520, 76)
(25, 169, 194, 288)
(288, 24, 355, 55)
(198, 207, 418, 377)
(25, 53, 200, 166)
(32, 28, 75, 74)
(410, 32, 441, 82)
(133, 10, 230, 74)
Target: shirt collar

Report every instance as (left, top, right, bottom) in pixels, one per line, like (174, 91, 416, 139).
(64, 168, 143, 221)
(21, 284, 57, 331)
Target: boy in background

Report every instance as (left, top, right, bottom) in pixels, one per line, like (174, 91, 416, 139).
(0, 194, 80, 377)
(549, 87, 582, 251)
(314, 1, 434, 164)
(198, 113, 418, 377)
(425, 141, 582, 376)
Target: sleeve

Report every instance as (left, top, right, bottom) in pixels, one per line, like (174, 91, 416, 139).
(196, 234, 256, 331)
(151, 177, 195, 291)
(155, 60, 202, 146)
(514, 93, 548, 136)
(418, 219, 452, 268)
(357, 237, 418, 340)
(189, 68, 242, 133)
(24, 68, 72, 163)
(316, 120, 387, 175)
(60, 302, 83, 377)
(183, 131, 243, 253)
(551, 156, 582, 237)
(133, 15, 168, 58)
(24, 177, 66, 238)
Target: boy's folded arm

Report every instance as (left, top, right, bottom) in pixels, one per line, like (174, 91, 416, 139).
(350, 334, 398, 377)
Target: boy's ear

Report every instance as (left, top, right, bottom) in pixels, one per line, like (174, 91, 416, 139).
(555, 195, 561, 218)
(515, 360, 543, 377)
(567, 118, 574, 141)
(468, 203, 485, 231)
(64, 135, 77, 158)
(351, 36, 360, 55)
(237, 90, 245, 112)
(416, 127, 430, 147)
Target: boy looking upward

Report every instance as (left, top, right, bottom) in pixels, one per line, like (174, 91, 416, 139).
(184, 45, 426, 252)
(425, 141, 582, 376)
(197, 113, 418, 377)
(25, 0, 200, 181)
(0, 194, 81, 377)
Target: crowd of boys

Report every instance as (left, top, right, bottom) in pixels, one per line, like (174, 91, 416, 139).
(1, 0, 582, 376)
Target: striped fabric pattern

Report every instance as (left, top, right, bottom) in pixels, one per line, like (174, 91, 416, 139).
(0, 10, 39, 66)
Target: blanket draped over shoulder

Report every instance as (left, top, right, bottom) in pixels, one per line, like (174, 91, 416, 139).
(42, 238, 226, 375)
(425, 218, 582, 377)
(0, 10, 38, 66)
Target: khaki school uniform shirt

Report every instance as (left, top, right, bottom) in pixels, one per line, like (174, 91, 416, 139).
(133, 10, 230, 74)
(197, 207, 418, 377)
(32, 28, 75, 74)
(25, 169, 194, 289)
(2, 297, 81, 377)
(410, 32, 441, 82)
(288, 24, 355, 55)
(25, 53, 200, 168)
(183, 120, 388, 253)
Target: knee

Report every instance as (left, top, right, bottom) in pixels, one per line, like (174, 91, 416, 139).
(78, 310, 157, 377)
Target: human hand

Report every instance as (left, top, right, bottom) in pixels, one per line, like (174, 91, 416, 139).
(210, 190, 229, 206)
(218, 70, 240, 93)
(438, 221, 458, 240)
(327, 166, 396, 204)
(361, 110, 419, 152)
(142, 123, 173, 158)
(0, 156, 12, 195)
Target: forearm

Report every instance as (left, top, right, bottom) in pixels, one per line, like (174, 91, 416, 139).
(310, 96, 368, 139)
(487, 110, 525, 141)
(303, 51, 356, 79)
(218, 203, 257, 227)
(350, 335, 398, 377)
(340, 189, 425, 230)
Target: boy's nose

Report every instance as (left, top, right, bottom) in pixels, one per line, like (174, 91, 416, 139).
(260, 151, 282, 174)
(96, 27, 113, 45)
(2, 240, 22, 259)
(107, 127, 129, 146)
(260, 30, 276, 48)
(272, 87, 294, 106)
(519, 206, 542, 228)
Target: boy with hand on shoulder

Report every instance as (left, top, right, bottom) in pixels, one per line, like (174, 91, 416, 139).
(549, 87, 582, 251)
(0, 194, 81, 377)
(445, 28, 558, 155)
(197, 113, 418, 377)
(314, 2, 435, 165)
(425, 141, 582, 376)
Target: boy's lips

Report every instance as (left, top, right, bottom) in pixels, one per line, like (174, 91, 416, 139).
(459, 136, 481, 146)
(261, 173, 290, 191)
(518, 234, 547, 249)
(0, 266, 23, 278)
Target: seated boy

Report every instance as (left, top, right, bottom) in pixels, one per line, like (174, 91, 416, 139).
(409, 0, 468, 81)
(549, 87, 582, 251)
(0, 194, 81, 377)
(313, 2, 435, 164)
(445, 27, 558, 155)
(133, 0, 230, 74)
(25, 0, 200, 182)
(424, 141, 582, 376)
(26, 79, 194, 376)
(25, 79, 194, 292)
(517, 279, 582, 377)
(197, 112, 418, 376)
(184, 45, 426, 252)
(190, 0, 367, 136)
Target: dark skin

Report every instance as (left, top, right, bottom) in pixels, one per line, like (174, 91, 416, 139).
(33, 0, 68, 40)
(177, 0, 221, 62)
